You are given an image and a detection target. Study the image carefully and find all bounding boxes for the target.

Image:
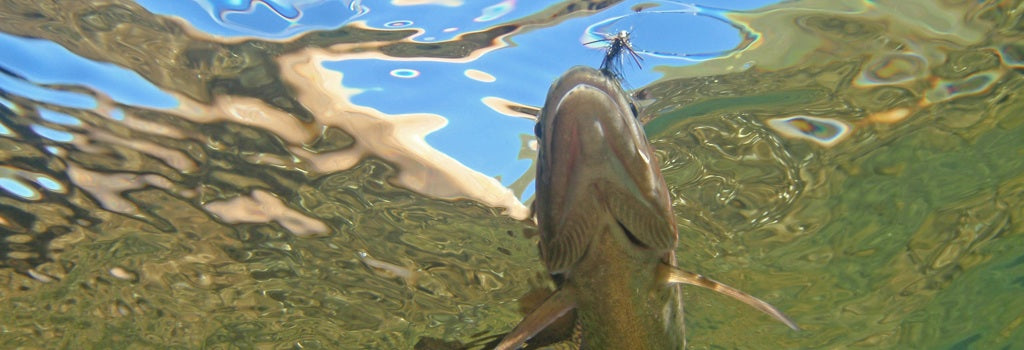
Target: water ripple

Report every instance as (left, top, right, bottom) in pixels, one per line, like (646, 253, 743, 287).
(1, 0, 1023, 348)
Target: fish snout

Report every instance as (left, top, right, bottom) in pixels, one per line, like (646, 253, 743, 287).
(549, 84, 634, 166)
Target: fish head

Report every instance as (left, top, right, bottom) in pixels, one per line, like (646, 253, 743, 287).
(533, 66, 678, 275)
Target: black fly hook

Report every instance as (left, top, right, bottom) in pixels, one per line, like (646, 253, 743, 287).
(584, 30, 644, 78)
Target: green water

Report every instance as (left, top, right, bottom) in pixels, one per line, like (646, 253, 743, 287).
(2, 0, 1023, 349)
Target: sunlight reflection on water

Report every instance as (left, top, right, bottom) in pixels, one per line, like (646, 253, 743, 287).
(0, 0, 1022, 348)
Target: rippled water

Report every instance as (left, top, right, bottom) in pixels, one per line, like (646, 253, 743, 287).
(1, 0, 1022, 348)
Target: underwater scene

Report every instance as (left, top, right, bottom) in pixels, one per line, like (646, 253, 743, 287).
(1, 0, 1022, 348)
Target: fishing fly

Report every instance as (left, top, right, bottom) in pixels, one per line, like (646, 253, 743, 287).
(584, 30, 644, 78)
(582, 3, 756, 72)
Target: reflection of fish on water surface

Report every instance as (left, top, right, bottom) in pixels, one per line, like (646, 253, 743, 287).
(494, 66, 798, 349)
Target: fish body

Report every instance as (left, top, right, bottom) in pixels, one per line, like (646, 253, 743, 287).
(533, 66, 683, 349)
(497, 67, 797, 349)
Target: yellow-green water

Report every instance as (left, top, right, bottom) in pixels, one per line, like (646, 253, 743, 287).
(1, 0, 1023, 349)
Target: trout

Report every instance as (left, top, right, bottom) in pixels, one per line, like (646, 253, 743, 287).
(497, 67, 799, 349)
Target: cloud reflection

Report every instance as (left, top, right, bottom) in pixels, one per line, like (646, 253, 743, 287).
(276, 46, 530, 219)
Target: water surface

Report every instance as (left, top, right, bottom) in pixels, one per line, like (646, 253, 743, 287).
(1, 0, 1022, 348)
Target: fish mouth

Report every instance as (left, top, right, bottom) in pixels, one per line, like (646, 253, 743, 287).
(533, 66, 676, 273)
(535, 67, 642, 189)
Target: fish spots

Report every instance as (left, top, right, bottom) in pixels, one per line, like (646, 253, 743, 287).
(766, 116, 851, 147)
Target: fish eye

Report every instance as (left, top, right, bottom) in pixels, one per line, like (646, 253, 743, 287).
(533, 122, 543, 139)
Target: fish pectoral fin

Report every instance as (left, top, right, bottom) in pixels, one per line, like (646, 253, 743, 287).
(495, 288, 577, 350)
(662, 264, 801, 331)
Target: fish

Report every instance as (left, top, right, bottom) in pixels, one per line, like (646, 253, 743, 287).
(496, 66, 799, 349)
